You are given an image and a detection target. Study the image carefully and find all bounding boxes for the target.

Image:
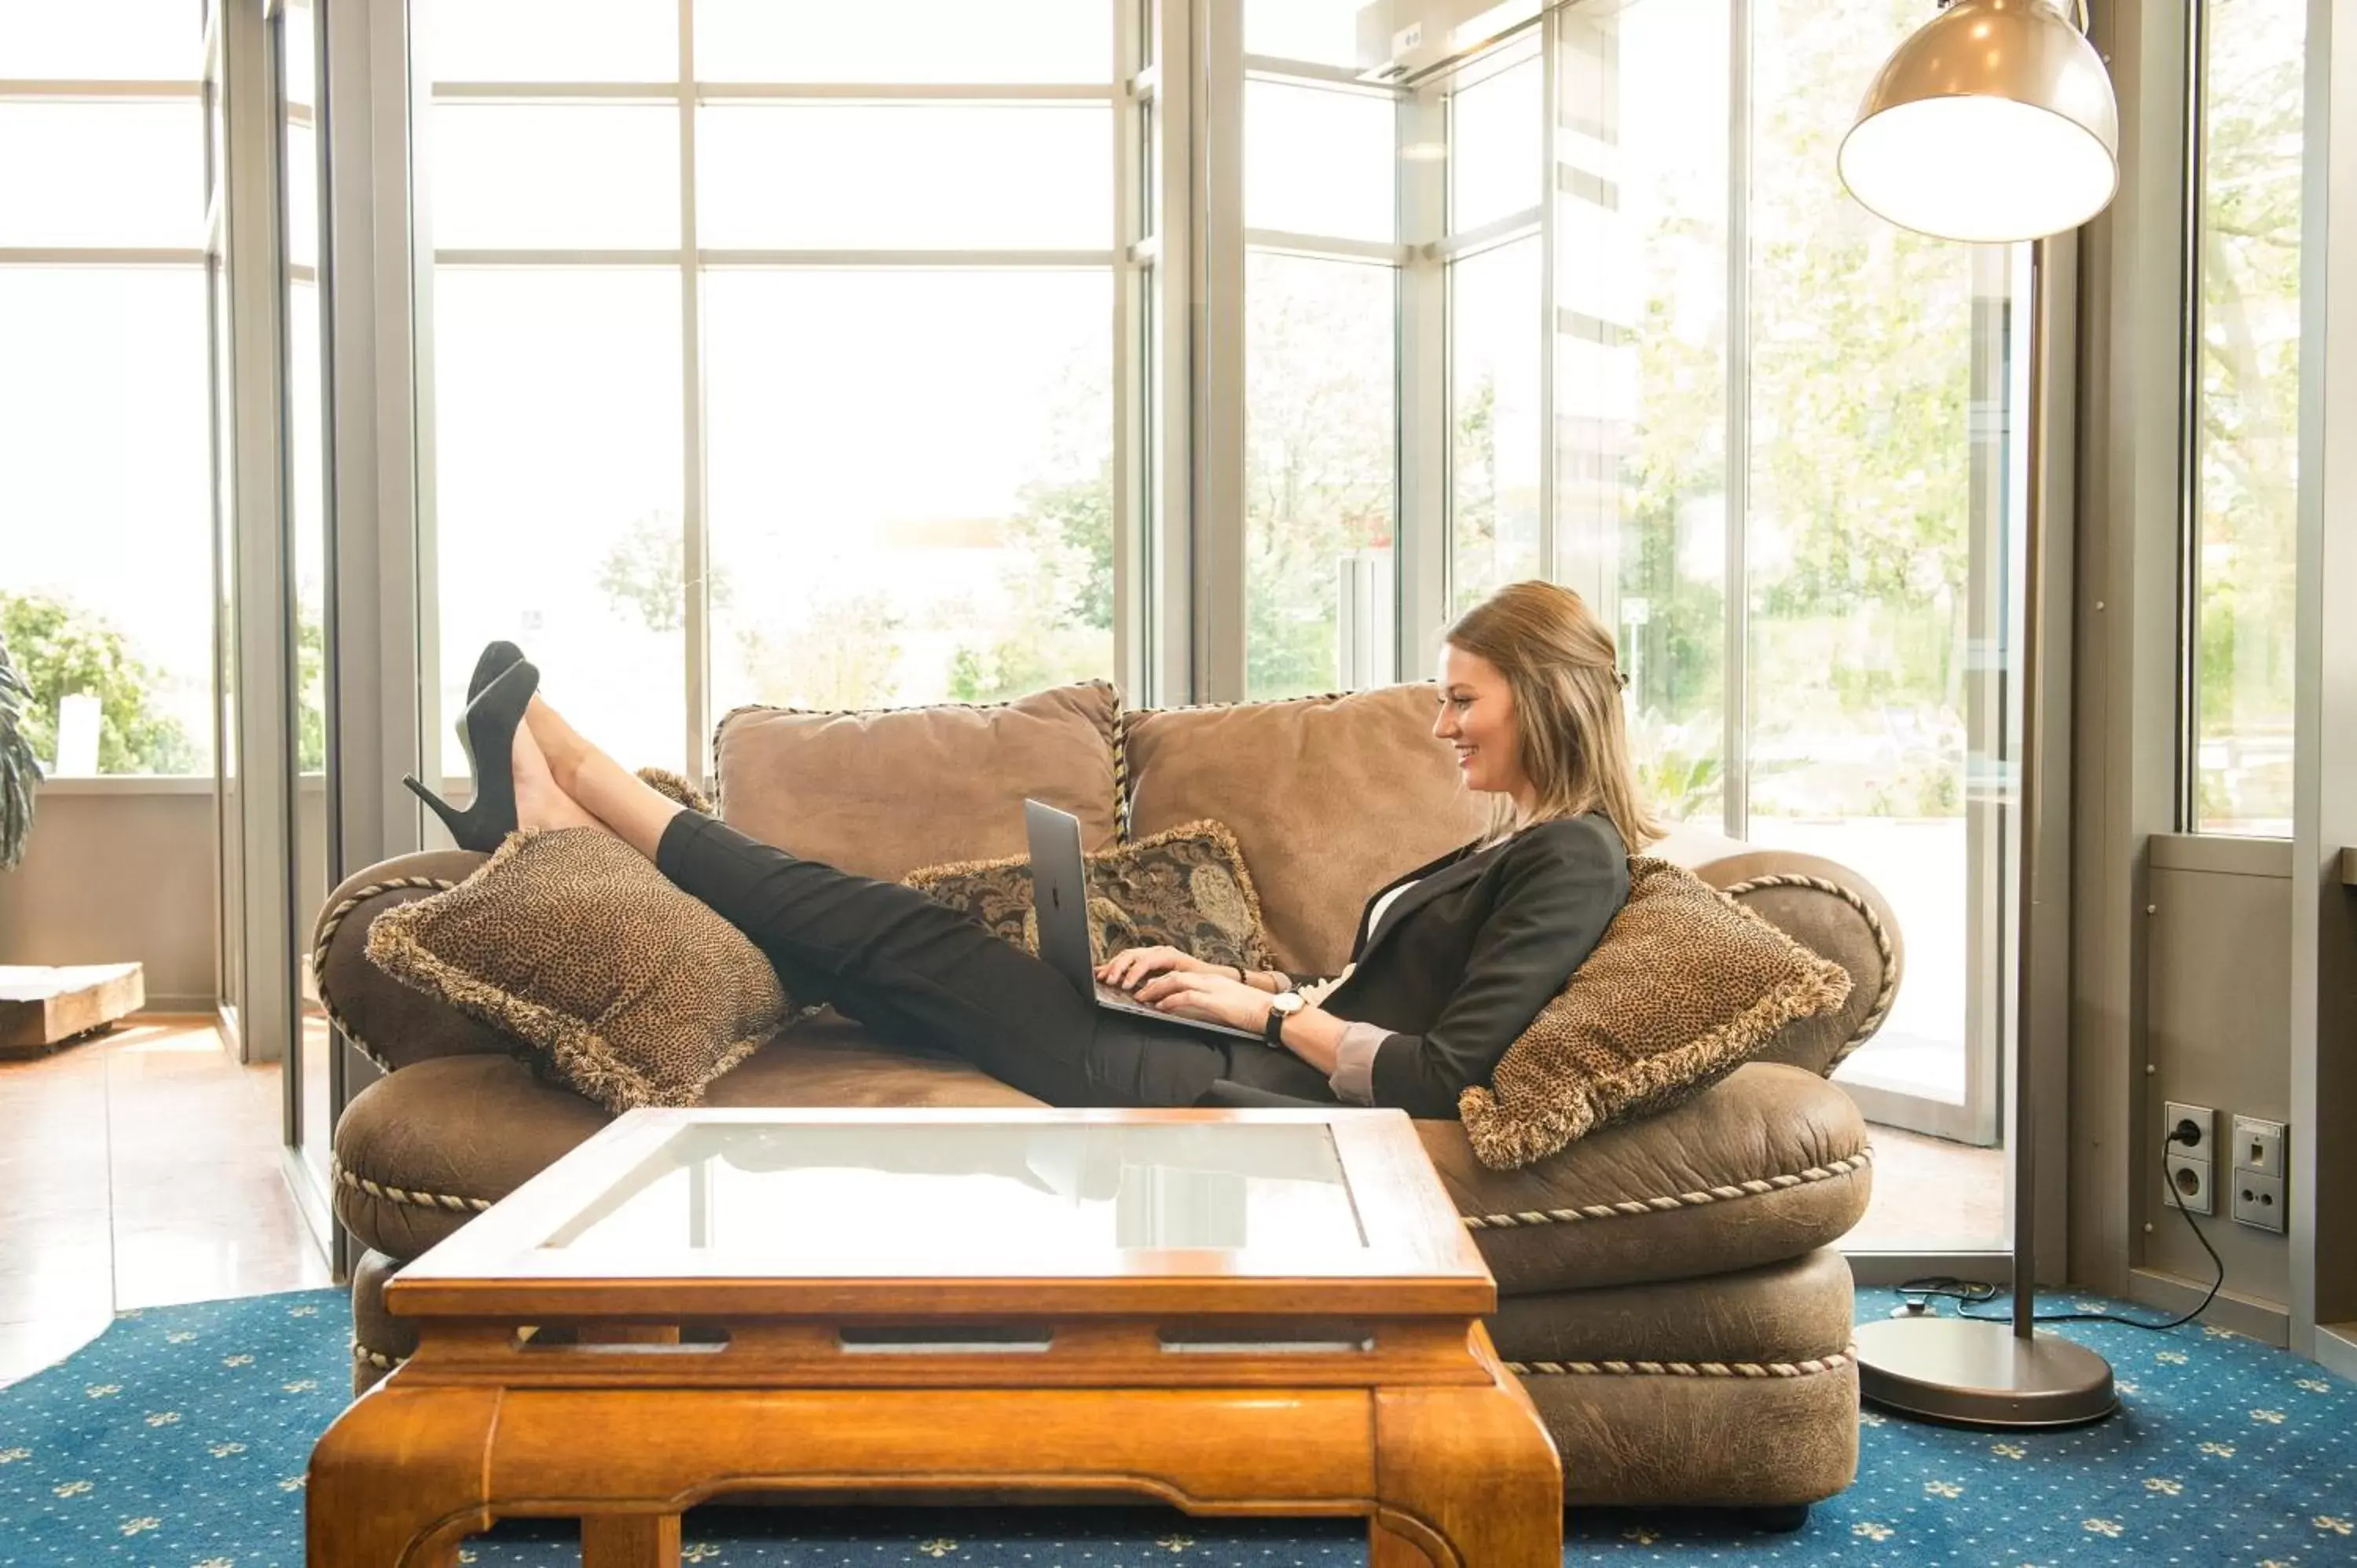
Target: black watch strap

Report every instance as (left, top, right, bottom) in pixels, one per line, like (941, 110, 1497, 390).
(1263, 993, 1299, 1048)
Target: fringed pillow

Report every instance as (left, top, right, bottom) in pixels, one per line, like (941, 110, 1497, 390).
(904, 819, 1273, 974)
(365, 823, 786, 1115)
(1458, 856, 1853, 1171)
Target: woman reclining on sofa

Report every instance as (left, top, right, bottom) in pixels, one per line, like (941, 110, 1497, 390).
(404, 579, 1658, 1119)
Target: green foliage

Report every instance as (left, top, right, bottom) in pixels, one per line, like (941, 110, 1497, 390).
(598, 511, 732, 637)
(0, 592, 199, 776)
(0, 628, 41, 870)
(737, 594, 906, 710)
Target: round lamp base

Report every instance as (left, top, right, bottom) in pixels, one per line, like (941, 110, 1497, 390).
(1855, 1316, 2118, 1430)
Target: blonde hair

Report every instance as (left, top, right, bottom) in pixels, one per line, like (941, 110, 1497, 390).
(1445, 580, 1662, 853)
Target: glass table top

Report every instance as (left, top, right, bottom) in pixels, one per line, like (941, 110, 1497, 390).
(536, 1120, 1369, 1268)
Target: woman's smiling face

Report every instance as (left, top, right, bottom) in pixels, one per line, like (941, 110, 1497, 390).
(1433, 643, 1529, 804)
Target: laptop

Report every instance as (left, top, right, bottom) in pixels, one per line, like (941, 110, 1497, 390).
(1024, 798, 1264, 1042)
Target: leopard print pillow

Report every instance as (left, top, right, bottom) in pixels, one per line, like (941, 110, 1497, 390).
(364, 826, 786, 1114)
(903, 819, 1274, 974)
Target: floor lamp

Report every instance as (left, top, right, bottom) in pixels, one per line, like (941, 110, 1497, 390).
(1838, 0, 2123, 1428)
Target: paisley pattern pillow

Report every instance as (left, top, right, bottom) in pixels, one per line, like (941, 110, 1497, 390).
(904, 819, 1273, 974)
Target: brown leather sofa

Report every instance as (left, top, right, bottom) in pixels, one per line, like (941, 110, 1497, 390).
(315, 681, 1894, 1520)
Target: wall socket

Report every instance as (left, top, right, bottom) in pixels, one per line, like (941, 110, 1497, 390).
(2233, 1116, 2286, 1179)
(2163, 1103, 2216, 1217)
(2231, 1116, 2289, 1233)
(2166, 1102, 2216, 1156)
(2233, 1172, 2286, 1233)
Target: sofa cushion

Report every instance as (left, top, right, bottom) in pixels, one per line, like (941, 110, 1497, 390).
(1487, 1246, 1854, 1372)
(1417, 1061, 1871, 1295)
(715, 681, 1122, 882)
(903, 819, 1272, 973)
(1459, 858, 1853, 1169)
(1122, 683, 1488, 976)
(333, 1017, 1042, 1261)
(365, 826, 788, 1114)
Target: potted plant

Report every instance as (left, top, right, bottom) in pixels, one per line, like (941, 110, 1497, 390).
(0, 628, 39, 870)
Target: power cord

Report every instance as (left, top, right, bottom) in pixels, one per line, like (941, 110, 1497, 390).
(1896, 1123, 2227, 1332)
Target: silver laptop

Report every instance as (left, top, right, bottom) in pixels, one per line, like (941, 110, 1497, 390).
(1024, 799, 1263, 1042)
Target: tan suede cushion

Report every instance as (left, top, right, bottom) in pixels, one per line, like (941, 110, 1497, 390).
(903, 819, 1273, 973)
(714, 681, 1122, 881)
(1123, 683, 1488, 976)
(364, 827, 786, 1114)
(1460, 859, 1854, 1170)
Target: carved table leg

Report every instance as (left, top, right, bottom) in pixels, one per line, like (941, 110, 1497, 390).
(577, 1324, 684, 1566)
(1369, 1370, 1562, 1568)
(582, 1512, 681, 1568)
(308, 1383, 501, 1568)
(1367, 1516, 1438, 1566)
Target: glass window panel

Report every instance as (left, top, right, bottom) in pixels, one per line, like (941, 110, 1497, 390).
(703, 271, 1113, 711)
(286, 122, 317, 272)
(698, 104, 1111, 250)
(284, 0, 315, 110)
(2192, 0, 2304, 836)
(696, 0, 1111, 83)
(0, 103, 204, 247)
(1556, 0, 1728, 825)
(431, 269, 685, 777)
(0, 0, 200, 79)
(430, 105, 679, 250)
(1245, 79, 1394, 244)
(1744, 0, 2026, 1249)
(1449, 237, 1541, 614)
(290, 280, 328, 778)
(419, 0, 676, 82)
(0, 269, 214, 775)
(1450, 54, 1541, 233)
(1244, 251, 1396, 700)
(1244, 0, 1366, 68)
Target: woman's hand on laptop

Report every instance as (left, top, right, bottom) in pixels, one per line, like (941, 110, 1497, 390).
(1131, 970, 1273, 1031)
(1097, 945, 1212, 991)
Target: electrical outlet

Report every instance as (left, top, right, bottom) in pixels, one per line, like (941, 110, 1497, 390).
(2233, 1116, 2286, 1179)
(2165, 1152, 2213, 1215)
(2232, 1171, 2286, 1233)
(2165, 1101, 2216, 1156)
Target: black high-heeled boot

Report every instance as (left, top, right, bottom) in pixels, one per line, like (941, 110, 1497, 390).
(466, 640, 526, 702)
(402, 659, 540, 852)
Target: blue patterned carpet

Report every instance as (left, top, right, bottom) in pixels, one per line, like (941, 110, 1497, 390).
(1, 1288, 2351, 1566)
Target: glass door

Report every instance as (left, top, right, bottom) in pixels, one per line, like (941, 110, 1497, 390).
(273, 0, 339, 1214)
(1530, 0, 2029, 1254)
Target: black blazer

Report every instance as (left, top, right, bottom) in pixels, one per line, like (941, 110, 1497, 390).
(1317, 813, 1629, 1118)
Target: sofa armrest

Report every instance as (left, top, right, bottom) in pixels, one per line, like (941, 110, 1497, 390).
(312, 850, 520, 1072)
(1689, 848, 1904, 1077)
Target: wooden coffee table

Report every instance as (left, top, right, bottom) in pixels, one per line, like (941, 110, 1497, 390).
(306, 1107, 1560, 1566)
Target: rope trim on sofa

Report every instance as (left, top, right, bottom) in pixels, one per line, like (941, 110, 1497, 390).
(1458, 1145, 1873, 1232)
(332, 1158, 495, 1215)
(1716, 872, 1899, 1071)
(1505, 1344, 1856, 1379)
(350, 1340, 406, 1372)
(310, 875, 461, 1074)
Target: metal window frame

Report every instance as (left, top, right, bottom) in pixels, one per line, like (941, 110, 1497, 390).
(405, 0, 1142, 775)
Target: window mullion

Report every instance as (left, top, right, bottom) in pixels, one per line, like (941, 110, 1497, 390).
(1722, 0, 1752, 842)
(678, 0, 709, 787)
(1191, 0, 1245, 702)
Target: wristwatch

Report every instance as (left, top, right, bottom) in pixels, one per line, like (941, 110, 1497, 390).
(1263, 990, 1306, 1048)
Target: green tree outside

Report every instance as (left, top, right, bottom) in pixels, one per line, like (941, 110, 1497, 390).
(0, 592, 200, 776)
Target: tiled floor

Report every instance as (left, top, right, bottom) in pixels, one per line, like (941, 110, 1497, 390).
(0, 1016, 331, 1387)
(0, 1013, 2003, 1389)
(1845, 1121, 2008, 1252)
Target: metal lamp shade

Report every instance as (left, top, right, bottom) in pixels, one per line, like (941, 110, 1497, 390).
(1838, 0, 2121, 243)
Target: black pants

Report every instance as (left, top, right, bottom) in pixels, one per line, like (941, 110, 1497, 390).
(656, 811, 1338, 1108)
